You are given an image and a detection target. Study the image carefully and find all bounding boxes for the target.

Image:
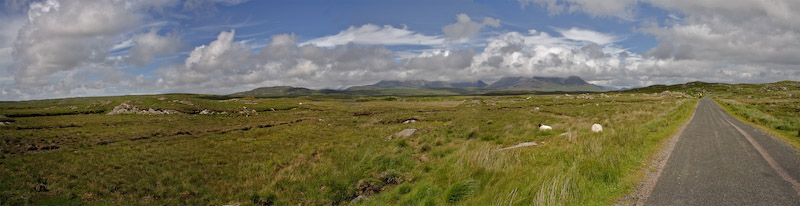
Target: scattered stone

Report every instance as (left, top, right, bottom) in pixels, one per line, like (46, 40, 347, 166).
(534, 107, 540, 111)
(238, 106, 256, 115)
(559, 132, 569, 136)
(591, 123, 604, 133)
(388, 129, 417, 140)
(501, 142, 538, 150)
(173, 100, 194, 106)
(68, 106, 78, 109)
(157, 97, 167, 101)
(402, 119, 416, 124)
(198, 109, 225, 115)
(107, 102, 181, 115)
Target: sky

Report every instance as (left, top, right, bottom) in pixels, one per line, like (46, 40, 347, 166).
(1, 0, 799, 100)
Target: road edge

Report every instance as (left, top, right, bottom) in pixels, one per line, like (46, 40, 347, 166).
(617, 97, 701, 205)
(710, 97, 800, 150)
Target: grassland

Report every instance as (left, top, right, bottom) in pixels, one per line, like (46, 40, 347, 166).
(1, 91, 698, 205)
(710, 81, 800, 149)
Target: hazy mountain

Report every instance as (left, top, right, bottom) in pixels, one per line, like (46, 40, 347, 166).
(485, 76, 605, 92)
(231, 76, 606, 97)
(229, 86, 317, 97)
(451, 80, 488, 88)
(346, 80, 487, 90)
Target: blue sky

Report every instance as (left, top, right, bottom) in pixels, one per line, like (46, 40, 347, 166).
(1, 0, 799, 100)
(157, 0, 661, 53)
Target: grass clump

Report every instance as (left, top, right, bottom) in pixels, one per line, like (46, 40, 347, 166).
(446, 179, 479, 203)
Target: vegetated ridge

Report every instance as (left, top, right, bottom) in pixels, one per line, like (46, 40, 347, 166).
(232, 76, 603, 97)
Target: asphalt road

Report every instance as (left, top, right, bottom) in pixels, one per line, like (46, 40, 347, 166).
(647, 97, 800, 205)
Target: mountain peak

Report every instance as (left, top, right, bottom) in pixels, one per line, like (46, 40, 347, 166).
(485, 76, 603, 92)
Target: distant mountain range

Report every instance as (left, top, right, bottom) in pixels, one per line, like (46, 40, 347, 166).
(230, 76, 606, 97)
(484, 76, 604, 92)
(346, 80, 488, 90)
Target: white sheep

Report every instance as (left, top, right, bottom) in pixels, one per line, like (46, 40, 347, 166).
(538, 124, 552, 130)
(591, 123, 603, 133)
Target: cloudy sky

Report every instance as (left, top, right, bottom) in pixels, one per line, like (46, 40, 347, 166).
(1, 0, 799, 100)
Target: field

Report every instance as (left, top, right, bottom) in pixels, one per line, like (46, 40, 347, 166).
(711, 81, 800, 148)
(2, 91, 699, 205)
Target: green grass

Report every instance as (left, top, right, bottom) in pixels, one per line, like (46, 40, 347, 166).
(710, 81, 800, 149)
(1, 92, 698, 205)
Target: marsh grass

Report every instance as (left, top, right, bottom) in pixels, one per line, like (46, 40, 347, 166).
(1, 93, 697, 205)
(712, 84, 800, 149)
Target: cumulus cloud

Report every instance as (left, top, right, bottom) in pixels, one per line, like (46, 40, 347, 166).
(4, 0, 800, 101)
(1, 0, 251, 100)
(302, 24, 444, 47)
(643, 0, 800, 66)
(519, 0, 800, 66)
(465, 31, 794, 88)
(12, 0, 140, 90)
(158, 27, 784, 92)
(512, 0, 800, 86)
(128, 29, 182, 66)
(442, 13, 501, 41)
(157, 30, 397, 93)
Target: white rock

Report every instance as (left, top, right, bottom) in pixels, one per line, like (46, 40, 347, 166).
(591, 123, 603, 133)
(388, 129, 417, 140)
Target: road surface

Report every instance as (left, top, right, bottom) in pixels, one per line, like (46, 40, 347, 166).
(647, 97, 800, 205)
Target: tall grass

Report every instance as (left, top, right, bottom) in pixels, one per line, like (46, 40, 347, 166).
(0, 94, 697, 205)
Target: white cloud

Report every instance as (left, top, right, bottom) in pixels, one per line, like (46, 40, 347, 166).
(12, 0, 140, 89)
(1, 0, 184, 100)
(643, 0, 800, 65)
(442, 13, 501, 41)
(302, 24, 444, 47)
(128, 29, 182, 66)
(157, 28, 789, 93)
(554, 27, 622, 45)
(157, 30, 397, 93)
